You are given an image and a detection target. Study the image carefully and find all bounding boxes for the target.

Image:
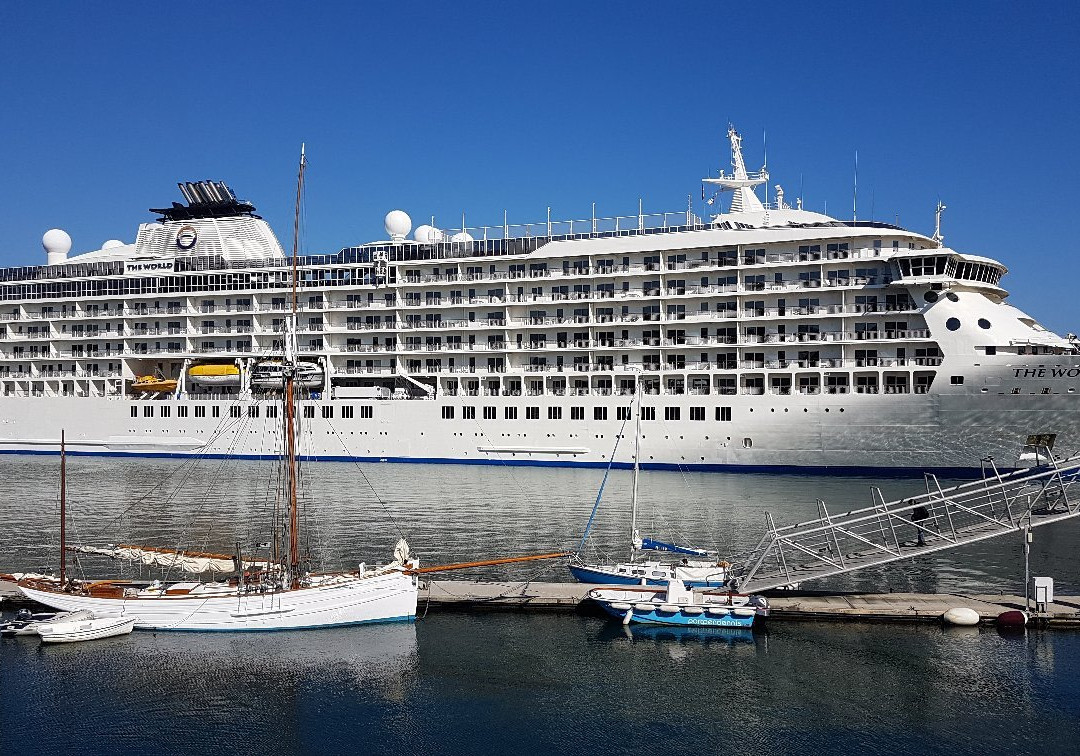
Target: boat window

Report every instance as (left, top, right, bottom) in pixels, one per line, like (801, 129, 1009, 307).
(322, 406, 333, 419)
(442, 406, 454, 419)
(463, 406, 476, 420)
(571, 406, 584, 420)
(267, 405, 278, 419)
(483, 406, 496, 420)
(303, 406, 315, 419)
(951, 376, 965, 385)
(743, 437, 753, 448)
(978, 318, 991, 329)
(247, 406, 258, 418)
(946, 318, 961, 331)
(526, 406, 539, 420)
(143, 405, 153, 418)
(178, 406, 188, 418)
(717, 406, 732, 421)
(690, 407, 705, 421)
(505, 406, 517, 420)
(130, 405, 138, 418)
(195, 406, 206, 418)
(664, 407, 681, 421)
(212, 406, 220, 418)
(594, 407, 607, 421)
(230, 406, 242, 418)
(341, 406, 354, 419)
(641, 407, 656, 421)
(359, 406, 373, 419)
(651, 571, 666, 577)
(548, 407, 562, 420)
(923, 291, 938, 303)
(161, 406, 171, 418)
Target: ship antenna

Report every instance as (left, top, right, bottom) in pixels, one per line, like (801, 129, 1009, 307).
(286, 143, 307, 590)
(852, 149, 858, 221)
(932, 200, 947, 246)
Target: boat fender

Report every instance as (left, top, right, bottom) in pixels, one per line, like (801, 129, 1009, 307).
(942, 607, 980, 626)
(996, 610, 1028, 628)
(622, 608, 634, 626)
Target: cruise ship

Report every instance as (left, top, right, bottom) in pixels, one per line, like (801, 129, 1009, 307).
(2, 128, 1077, 473)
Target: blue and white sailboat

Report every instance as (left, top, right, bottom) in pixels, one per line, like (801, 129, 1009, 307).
(568, 381, 729, 588)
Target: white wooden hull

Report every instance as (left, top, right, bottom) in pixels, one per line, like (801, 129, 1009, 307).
(19, 572, 418, 632)
(37, 615, 135, 643)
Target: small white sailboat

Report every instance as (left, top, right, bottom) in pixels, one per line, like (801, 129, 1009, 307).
(37, 614, 135, 643)
(569, 380, 729, 588)
(19, 147, 419, 632)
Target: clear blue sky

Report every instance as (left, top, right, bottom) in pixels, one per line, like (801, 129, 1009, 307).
(2, 2, 1078, 331)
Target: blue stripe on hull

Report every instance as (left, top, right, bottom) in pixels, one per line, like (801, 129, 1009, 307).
(0, 448, 997, 478)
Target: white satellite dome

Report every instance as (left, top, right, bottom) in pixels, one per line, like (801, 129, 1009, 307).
(102, 239, 126, 249)
(42, 228, 72, 266)
(450, 231, 474, 244)
(384, 210, 412, 242)
(413, 225, 445, 244)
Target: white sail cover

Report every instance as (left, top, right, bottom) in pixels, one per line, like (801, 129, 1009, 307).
(70, 545, 265, 574)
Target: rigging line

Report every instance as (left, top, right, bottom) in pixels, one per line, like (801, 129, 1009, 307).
(577, 400, 633, 554)
(468, 416, 531, 502)
(322, 415, 407, 541)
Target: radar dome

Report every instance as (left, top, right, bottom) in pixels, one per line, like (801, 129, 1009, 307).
(414, 225, 445, 244)
(102, 239, 125, 249)
(384, 210, 412, 242)
(450, 232, 474, 244)
(42, 228, 72, 266)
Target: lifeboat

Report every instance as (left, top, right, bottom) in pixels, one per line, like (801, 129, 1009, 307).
(250, 360, 324, 389)
(188, 364, 241, 387)
(130, 374, 178, 393)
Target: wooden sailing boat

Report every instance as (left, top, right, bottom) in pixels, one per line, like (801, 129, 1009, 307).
(568, 378, 729, 588)
(19, 147, 419, 630)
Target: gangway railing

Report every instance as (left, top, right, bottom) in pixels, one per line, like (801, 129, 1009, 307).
(724, 455, 1080, 594)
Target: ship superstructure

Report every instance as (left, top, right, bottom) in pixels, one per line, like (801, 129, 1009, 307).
(1, 130, 1077, 471)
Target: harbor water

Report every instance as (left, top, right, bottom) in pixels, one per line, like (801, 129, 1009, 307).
(2, 457, 1079, 753)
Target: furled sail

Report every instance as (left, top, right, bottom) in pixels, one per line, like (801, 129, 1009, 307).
(69, 544, 267, 574)
(639, 537, 714, 557)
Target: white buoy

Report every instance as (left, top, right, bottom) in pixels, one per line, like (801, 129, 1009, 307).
(42, 229, 72, 266)
(622, 608, 634, 626)
(943, 607, 980, 626)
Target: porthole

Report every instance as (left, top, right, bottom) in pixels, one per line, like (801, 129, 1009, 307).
(946, 317, 961, 331)
(946, 292, 960, 302)
(978, 318, 991, 329)
(923, 291, 939, 303)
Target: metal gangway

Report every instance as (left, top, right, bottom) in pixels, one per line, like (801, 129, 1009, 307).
(725, 454, 1080, 593)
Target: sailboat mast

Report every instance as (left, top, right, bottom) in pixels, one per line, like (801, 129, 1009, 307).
(630, 378, 642, 561)
(59, 429, 66, 585)
(286, 144, 306, 590)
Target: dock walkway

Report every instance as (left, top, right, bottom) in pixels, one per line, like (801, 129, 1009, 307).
(419, 580, 1080, 626)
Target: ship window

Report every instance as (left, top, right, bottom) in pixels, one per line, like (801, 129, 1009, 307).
(985, 346, 997, 355)
(195, 406, 206, 418)
(442, 406, 454, 419)
(690, 407, 705, 421)
(664, 407, 681, 421)
(463, 406, 476, 420)
(321, 406, 333, 419)
(571, 407, 584, 420)
(267, 406, 278, 419)
(946, 318, 961, 331)
(946, 292, 960, 302)
(131, 405, 138, 418)
(212, 406, 220, 418)
(617, 406, 632, 421)
(483, 406, 496, 420)
(923, 291, 938, 303)
(951, 376, 965, 385)
(641, 407, 656, 421)
(178, 406, 188, 418)
(360, 406, 372, 419)
(248, 406, 259, 418)
(303, 406, 315, 419)
(160, 406, 170, 418)
(526, 407, 539, 420)
(230, 406, 242, 418)
(342, 406, 354, 419)
(505, 407, 517, 420)
(594, 407, 607, 421)
(548, 407, 562, 420)
(143, 405, 153, 418)
(743, 438, 753, 448)
(717, 406, 732, 421)
(978, 318, 991, 329)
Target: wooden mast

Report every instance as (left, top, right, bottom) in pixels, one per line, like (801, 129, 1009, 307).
(59, 429, 66, 586)
(287, 145, 306, 590)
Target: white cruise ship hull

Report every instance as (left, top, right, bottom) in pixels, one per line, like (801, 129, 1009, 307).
(2, 370, 1077, 473)
(19, 572, 418, 631)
